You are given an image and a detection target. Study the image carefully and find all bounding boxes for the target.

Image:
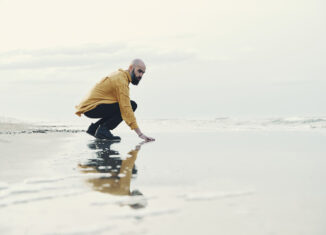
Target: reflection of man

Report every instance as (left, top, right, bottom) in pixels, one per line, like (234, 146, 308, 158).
(79, 142, 147, 209)
(75, 59, 155, 142)
(85, 148, 139, 196)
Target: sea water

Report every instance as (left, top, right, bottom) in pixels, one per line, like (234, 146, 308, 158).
(0, 118, 325, 234)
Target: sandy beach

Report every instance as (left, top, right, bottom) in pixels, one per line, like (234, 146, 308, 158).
(1, 0, 325, 234)
(1, 122, 325, 235)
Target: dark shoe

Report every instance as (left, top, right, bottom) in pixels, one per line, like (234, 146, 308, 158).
(94, 125, 121, 141)
(86, 123, 98, 137)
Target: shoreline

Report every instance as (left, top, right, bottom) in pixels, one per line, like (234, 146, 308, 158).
(2, 116, 326, 135)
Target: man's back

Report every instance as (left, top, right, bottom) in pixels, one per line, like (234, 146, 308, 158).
(75, 69, 131, 116)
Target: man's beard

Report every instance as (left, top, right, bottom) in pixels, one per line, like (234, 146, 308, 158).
(131, 69, 141, 85)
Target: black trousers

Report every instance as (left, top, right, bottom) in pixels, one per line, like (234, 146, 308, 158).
(84, 100, 137, 130)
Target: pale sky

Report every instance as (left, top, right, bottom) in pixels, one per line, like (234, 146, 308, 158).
(0, 0, 325, 121)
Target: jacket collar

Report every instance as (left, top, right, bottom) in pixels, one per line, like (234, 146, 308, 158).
(119, 69, 132, 83)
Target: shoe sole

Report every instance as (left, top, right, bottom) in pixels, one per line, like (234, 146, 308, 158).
(95, 133, 121, 142)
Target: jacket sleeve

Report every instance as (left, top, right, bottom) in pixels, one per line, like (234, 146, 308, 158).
(116, 82, 139, 130)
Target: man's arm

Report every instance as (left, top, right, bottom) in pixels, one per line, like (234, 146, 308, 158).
(116, 83, 138, 129)
(116, 82, 155, 141)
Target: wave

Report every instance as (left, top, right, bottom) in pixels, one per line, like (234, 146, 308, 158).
(140, 116, 326, 132)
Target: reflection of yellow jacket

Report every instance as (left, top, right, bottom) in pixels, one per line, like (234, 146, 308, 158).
(75, 69, 138, 130)
(86, 150, 139, 196)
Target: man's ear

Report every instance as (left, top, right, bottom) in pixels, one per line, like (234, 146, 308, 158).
(128, 65, 133, 72)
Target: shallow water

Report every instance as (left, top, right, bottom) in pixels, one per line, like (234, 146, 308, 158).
(0, 130, 325, 234)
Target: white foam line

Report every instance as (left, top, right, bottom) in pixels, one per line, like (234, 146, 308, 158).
(7, 185, 70, 197)
(24, 177, 67, 184)
(180, 190, 255, 201)
(10, 189, 41, 194)
(45, 224, 115, 235)
(108, 207, 180, 220)
(0, 182, 9, 190)
(91, 195, 157, 207)
(0, 189, 88, 208)
(23, 174, 82, 184)
(1, 183, 72, 199)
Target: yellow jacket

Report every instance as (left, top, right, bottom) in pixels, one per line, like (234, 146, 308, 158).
(75, 69, 138, 130)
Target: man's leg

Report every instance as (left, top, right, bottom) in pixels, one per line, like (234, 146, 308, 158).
(84, 101, 137, 137)
(84, 103, 119, 136)
(85, 103, 120, 128)
(104, 100, 137, 130)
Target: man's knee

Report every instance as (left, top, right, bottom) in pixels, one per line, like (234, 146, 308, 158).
(131, 100, 137, 111)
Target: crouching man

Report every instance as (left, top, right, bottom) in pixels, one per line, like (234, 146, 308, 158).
(75, 59, 155, 142)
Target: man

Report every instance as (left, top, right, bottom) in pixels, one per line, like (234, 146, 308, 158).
(75, 59, 155, 142)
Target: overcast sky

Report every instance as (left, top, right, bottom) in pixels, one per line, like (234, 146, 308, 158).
(0, 0, 325, 121)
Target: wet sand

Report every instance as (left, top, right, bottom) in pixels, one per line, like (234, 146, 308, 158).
(0, 130, 325, 234)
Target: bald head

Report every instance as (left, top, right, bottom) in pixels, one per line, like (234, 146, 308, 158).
(130, 58, 146, 69)
(128, 58, 146, 86)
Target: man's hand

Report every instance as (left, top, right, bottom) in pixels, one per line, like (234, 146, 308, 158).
(139, 133, 155, 142)
(134, 128, 155, 142)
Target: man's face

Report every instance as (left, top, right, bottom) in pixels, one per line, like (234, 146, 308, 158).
(131, 66, 146, 85)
